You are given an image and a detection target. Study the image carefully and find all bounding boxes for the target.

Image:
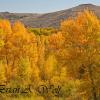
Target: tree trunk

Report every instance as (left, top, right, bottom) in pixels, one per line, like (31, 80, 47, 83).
(88, 63, 97, 100)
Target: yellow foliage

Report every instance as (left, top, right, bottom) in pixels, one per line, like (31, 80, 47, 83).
(44, 54, 57, 79)
(0, 10, 99, 99)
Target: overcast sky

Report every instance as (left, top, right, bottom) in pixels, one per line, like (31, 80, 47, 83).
(0, 0, 99, 13)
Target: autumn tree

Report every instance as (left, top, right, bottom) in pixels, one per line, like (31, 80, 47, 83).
(44, 54, 58, 80)
(60, 10, 100, 99)
(0, 19, 12, 84)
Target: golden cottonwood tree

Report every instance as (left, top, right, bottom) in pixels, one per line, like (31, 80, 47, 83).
(60, 10, 100, 99)
(44, 54, 57, 80)
(0, 19, 12, 84)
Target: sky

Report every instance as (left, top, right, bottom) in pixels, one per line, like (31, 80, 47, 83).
(0, 0, 99, 13)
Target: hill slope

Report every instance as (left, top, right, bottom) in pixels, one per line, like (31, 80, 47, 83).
(0, 4, 100, 28)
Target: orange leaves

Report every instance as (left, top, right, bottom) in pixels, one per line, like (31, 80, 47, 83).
(12, 21, 30, 42)
(60, 10, 100, 47)
(12, 21, 26, 33)
(0, 19, 12, 34)
(48, 32, 65, 49)
(0, 10, 99, 99)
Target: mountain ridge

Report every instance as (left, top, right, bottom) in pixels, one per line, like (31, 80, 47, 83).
(0, 4, 100, 28)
